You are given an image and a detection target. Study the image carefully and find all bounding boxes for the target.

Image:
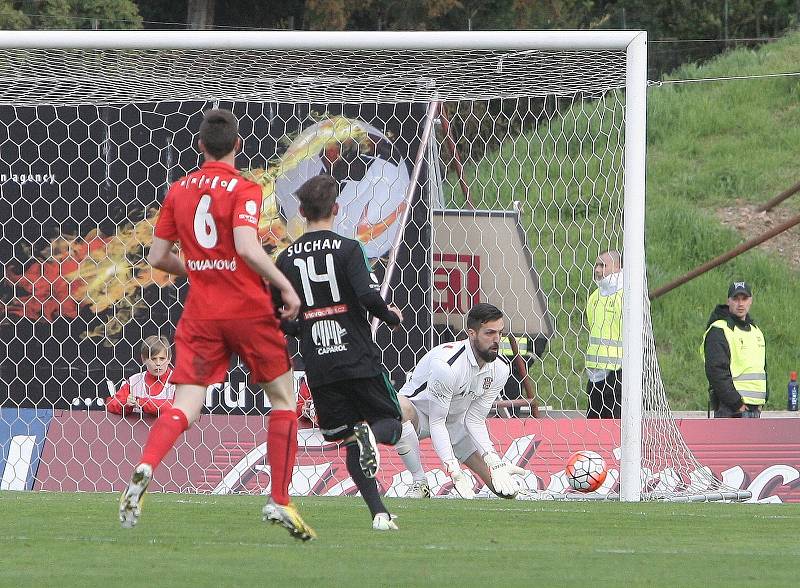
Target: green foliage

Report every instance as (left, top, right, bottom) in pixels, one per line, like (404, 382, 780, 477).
(304, 0, 361, 30)
(136, 0, 306, 30)
(605, 0, 721, 38)
(2, 492, 799, 587)
(0, 0, 30, 28)
(71, 0, 142, 29)
(602, 0, 798, 38)
(513, 0, 607, 28)
(29, 0, 74, 28)
(304, 0, 462, 30)
(136, 0, 800, 41)
(1, 0, 142, 29)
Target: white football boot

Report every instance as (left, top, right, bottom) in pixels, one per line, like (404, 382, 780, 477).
(262, 500, 317, 541)
(404, 479, 432, 498)
(119, 463, 152, 529)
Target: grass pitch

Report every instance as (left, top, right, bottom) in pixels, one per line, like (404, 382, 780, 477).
(1, 492, 798, 587)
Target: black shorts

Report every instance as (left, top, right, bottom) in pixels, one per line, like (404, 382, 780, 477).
(311, 373, 401, 442)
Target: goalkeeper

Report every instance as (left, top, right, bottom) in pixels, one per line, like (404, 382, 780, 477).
(395, 303, 527, 499)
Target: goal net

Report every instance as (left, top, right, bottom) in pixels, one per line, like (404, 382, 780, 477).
(0, 31, 746, 502)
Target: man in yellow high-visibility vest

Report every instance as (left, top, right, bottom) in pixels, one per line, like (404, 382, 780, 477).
(584, 250, 623, 419)
(702, 281, 767, 418)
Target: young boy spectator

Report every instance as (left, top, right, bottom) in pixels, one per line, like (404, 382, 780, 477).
(106, 335, 175, 416)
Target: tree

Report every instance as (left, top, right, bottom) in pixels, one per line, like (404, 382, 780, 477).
(135, 0, 185, 28)
(32, 0, 79, 28)
(431, 0, 516, 30)
(370, 0, 459, 30)
(71, 0, 142, 29)
(0, 0, 30, 28)
(612, 0, 720, 39)
(303, 0, 359, 30)
(4, 0, 143, 29)
(186, 0, 212, 29)
(305, 0, 462, 30)
(723, 0, 798, 38)
(137, 1, 305, 30)
(513, 0, 605, 29)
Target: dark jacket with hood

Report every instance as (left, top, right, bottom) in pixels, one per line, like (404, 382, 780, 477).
(703, 304, 767, 416)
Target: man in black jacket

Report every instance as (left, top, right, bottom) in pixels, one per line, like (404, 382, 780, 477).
(702, 281, 767, 418)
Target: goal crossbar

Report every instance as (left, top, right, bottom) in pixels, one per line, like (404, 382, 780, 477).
(0, 30, 643, 51)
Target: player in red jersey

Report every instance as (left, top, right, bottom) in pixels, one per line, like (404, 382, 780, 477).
(118, 109, 315, 541)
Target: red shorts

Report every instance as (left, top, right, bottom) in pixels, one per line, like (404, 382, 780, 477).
(172, 315, 291, 386)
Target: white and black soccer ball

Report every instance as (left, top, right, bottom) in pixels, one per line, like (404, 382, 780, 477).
(565, 450, 608, 492)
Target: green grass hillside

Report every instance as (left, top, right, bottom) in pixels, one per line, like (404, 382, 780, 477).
(647, 32, 800, 409)
(444, 32, 800, 410)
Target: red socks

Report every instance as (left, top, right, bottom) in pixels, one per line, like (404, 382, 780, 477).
(139, 407, 189, 470)
(267, 410, 298, 505)
(136, 407, 298, 505)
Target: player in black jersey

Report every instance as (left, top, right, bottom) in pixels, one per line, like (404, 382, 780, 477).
(273, 174, 404, 531)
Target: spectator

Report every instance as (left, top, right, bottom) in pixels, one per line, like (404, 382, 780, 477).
(702, 281, 767, 418)
(585, 250, 623, 419)
(106, 335, 175, 416)
(497, 334, 537, 418)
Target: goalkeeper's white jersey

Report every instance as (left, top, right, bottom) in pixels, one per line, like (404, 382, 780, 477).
(399, 339, 511, 424)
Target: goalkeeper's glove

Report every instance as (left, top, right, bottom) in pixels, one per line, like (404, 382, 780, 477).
(483, 452, 526, 498)
(444, 459, 475, 499)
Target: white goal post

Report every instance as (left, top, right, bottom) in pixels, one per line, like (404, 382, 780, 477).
(0, 30, 746, 503)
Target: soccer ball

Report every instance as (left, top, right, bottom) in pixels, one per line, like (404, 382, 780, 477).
(565, 450, 607, 492)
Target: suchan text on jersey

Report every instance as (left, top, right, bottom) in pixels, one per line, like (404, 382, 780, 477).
(285, 238, 343, 257)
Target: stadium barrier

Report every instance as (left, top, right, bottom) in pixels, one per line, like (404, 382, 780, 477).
(2, 408, 798, 502)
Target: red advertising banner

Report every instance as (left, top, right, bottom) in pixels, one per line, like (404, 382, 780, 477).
(33, 412, 800, 502)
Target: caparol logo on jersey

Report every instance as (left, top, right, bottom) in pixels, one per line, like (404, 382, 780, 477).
(312, 319, 348, 355)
